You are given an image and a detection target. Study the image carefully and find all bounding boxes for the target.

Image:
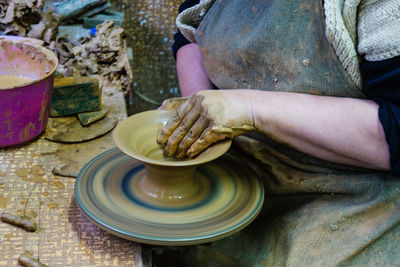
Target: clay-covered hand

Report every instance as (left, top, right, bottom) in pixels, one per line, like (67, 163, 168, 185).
(157, 90, 256, 158)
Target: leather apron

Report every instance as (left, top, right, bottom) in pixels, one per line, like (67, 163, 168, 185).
(152, 0, 400, 266)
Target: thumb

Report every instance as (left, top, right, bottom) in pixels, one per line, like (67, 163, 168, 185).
(159, 97, 189, 110)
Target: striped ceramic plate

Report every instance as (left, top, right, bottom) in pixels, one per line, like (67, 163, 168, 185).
(75, 147, 264, 246)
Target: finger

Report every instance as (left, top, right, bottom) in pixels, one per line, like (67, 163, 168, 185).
(157, 97, 194, 144)
(157, 99, 168, 110)
(186, 127, 231, 158)
(163, 102, 202, 157)
(175, 115, 209, 158)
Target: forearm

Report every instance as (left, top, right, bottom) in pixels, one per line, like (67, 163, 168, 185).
(176, 43, 214, 97)
(248, 90, 390, 170)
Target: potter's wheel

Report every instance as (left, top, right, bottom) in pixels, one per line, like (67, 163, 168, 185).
(75, 147, 264, 246)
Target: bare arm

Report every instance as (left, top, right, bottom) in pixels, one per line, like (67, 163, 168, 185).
(176, 43, 214, 97)
(250, 90, 389, 170)
(158, 89, 390, 171)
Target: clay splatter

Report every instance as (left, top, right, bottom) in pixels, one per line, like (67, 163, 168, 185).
(3, 233, 12, 241)
(31, 165, 45, 175)
(0, 196, 8, 208)
(16, 168, 31, 177)
(47, 203, 58, 209)
(17, 209, 38, 219)
(16, 166, 46, 183)
(48, 180, 65, 189)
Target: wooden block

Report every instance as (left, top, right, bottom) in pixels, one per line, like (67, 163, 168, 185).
(77, 107, 108, 126)
(50, 76, 101, 117)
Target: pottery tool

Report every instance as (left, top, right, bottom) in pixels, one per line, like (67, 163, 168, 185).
(18, 252, 48, 267)
(0, 213, 37, 231)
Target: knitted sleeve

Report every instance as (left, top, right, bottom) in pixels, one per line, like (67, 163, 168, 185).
(323, 0, 362, 88)
(175, 0, 216, 43)
(357, 0, 400, 61)
(171, 0, 200, 59)
(323, 0, 400, 88)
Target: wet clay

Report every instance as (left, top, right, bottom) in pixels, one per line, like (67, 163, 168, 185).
(0, 75, 34, 89)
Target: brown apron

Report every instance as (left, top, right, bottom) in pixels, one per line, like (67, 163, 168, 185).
(150, 0, 400, 266)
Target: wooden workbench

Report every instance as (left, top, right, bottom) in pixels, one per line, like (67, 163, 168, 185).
(0, 88, 142, 266)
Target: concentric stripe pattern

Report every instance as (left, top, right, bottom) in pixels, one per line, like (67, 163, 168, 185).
(75, 148, 264, 245)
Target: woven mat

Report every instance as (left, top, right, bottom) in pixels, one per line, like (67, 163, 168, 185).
(0, 89, 142, 266)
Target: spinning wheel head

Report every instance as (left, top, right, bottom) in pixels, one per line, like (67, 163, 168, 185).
(79, 111, 264, 246)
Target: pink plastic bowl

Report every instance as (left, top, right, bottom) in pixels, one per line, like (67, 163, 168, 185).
(0, 36, 58, 147)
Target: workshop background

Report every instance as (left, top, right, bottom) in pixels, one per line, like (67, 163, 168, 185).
(0, 1, 182, 266)
(49, 0, 181, 114)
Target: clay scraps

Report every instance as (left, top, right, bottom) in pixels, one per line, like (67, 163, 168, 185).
(0, 2, 132, 98)
(56, 20, 132, 98)
(0, 0, 60, 45)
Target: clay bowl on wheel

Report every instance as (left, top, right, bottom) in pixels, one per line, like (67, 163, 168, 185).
(113, 109, 232, 166)
(0, 36, 58, 147)
(113, 109, 232, 207)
